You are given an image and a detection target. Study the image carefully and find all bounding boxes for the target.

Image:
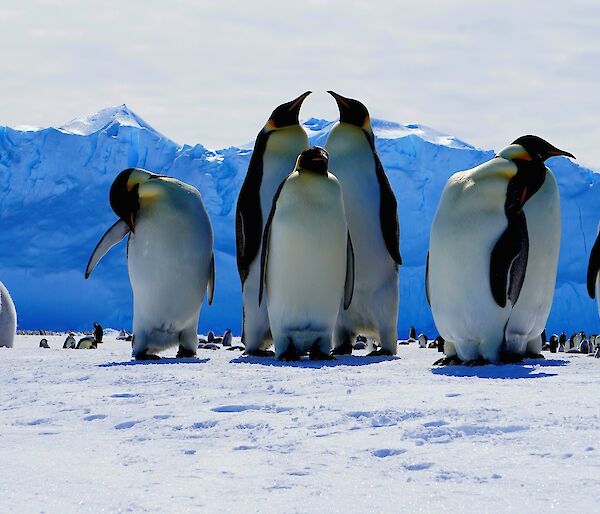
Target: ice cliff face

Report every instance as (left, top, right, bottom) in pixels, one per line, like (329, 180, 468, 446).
(1, 105, 598, 335)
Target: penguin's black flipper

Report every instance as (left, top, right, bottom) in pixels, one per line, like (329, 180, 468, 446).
(587, 231, 600, 299)
(362, 131, 402, 267)
(258, 177, 288, 306)
(207, 253, 215, 305)
(490, 212, 529, 308)
(236, 130, 269, 285)
(85, 219, 130, 279)
(343, 233, 355, 310)
(373, 152, 402, 267)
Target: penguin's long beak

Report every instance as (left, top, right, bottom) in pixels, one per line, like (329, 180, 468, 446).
(267, 91, 311, 130)
(548, 148, 576, 159)
(110, 168, 154, 232)
(327, 90, 370, 128)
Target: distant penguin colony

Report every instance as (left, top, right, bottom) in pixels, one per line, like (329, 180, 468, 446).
(428, 136, 574, 365)
(85, 168, 215, 360)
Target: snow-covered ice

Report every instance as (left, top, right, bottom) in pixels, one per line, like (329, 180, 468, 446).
(1, 335, 599, 512)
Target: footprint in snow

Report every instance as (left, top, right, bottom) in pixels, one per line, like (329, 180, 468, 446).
(84, 414, 108, 422)
(114, 420, 143, 430)
(372, 448, 407, 458)
(404, 462, 434, 471)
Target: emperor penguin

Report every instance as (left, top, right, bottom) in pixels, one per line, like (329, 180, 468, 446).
(548, 334, 559, 353)
(0, 281, 16, 348)
(86, 168, 215, 360)
(259, 147, 354, 361)
(221, 329, 233, 347)
(325, 91, 402, 356)
(236, 92, 311, 356)
(428, 136, 574, 364)
(418, 333, 428, 348)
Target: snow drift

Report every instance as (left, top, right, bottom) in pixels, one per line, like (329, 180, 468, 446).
(1, 105, 598, 335)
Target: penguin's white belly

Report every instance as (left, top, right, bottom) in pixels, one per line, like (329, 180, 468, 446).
(267, 183, 347, 352)
(128, 207, 212, 338)
(328, 146, 396, 335)
(429, 168, 512, 362)
(505, 172, 560, 352)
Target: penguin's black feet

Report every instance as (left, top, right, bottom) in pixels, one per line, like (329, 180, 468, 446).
(499, 351, 524, 364)
(366, 348, 395, 357)
(524, 352, 545, 360)
(278, 346, 302, 362)
(464, 357, 489, 367)
(244, 349, 275, 357)
(331, 340, 353, 355)
(227, 345, 245, 351)
(134, 351, 161, 361)
(433, 355, 462, 366)
(176, 346, 197, 358)
(309, 346, 335, 361)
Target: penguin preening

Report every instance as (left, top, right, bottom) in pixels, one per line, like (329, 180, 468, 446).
(325, 91, 401, 357)
(0, 281, 16, 348)
(259, 147, 354, 361)
(236, 92, 311, 357)
(86, 168, 215, 360)
(428, 135, 574, 365)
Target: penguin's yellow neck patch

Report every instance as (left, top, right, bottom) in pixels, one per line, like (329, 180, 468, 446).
(497, 144, 532, 162)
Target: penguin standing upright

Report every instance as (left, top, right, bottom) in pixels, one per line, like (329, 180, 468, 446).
(0, 281, 16, 348)
(428, 136, 574, 364)
(408, 326, 417, 341)
(236, 92, 311, 356)
(259, 147, 354, 361)
(86, 169, 215, 360)
(549, 334, 559, 353)
(325, 92, 401, 356)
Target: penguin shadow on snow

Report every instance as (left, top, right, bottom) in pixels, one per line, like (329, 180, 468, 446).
(230, 354, 398, 368)
(98, 357, 210, 367)
(431, 358, 569, 379)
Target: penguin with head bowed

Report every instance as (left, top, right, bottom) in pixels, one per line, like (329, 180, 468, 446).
(236, 92, 311, 357)
(86, 168, 215, 360)
(0, 281, 16, 348)
(259, 146, 354, 361)
(428, 135, 574, 365)
(325, 91, 401, 357)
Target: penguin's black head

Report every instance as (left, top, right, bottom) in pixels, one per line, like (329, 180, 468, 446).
(298, 146, 329, 175)
(328, 91, 370, 128)
(267, 91, 311, 129)
(512, 135, 575, 162)
(109, 168, 158, 231)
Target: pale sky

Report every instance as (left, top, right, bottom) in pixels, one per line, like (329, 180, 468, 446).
(1, 0, 599, 168)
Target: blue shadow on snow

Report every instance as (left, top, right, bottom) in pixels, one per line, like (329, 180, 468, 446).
(230, 354, 399, 368)
(98, 357, 210, 367)
(431, 358, 569, 379)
